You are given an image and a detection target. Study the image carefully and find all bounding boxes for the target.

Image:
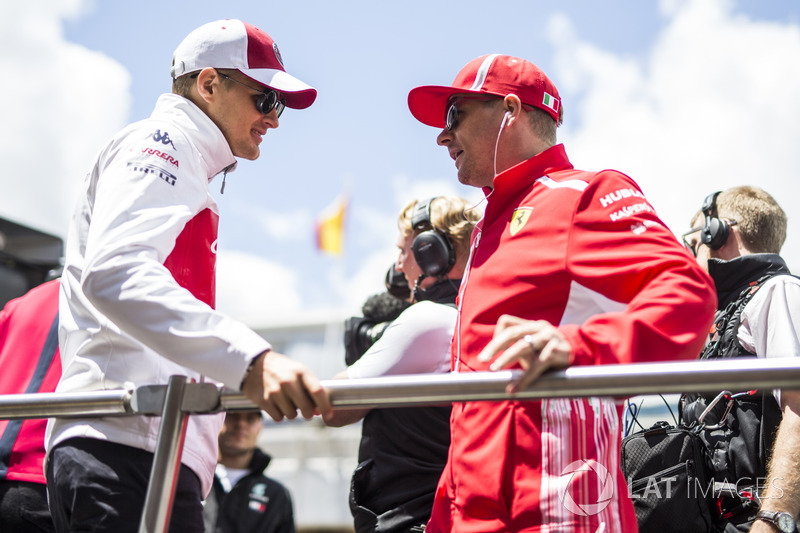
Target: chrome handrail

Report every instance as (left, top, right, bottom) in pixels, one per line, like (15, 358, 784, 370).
(2, 357, 799, 532)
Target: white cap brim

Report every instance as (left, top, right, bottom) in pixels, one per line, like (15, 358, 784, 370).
(242, 68, 317, 109)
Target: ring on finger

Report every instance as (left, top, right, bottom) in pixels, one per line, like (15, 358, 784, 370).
(523, 334, 536, 351)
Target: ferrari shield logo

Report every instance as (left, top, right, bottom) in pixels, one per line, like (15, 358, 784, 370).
(510, 207, 533, 236)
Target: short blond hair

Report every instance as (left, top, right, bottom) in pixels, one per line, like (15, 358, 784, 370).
(398, 196, 479, 264)
(715, 186, 787, 254)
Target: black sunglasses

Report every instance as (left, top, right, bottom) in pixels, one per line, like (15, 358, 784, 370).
(681, 224, 704, 257)
(445, 96, 502, 131)
(218, 73, 285, 118)
(445, 100, 460, 131)
(444, 96, 535, 131)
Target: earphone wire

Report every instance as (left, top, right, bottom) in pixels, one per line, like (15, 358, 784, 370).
(493, 114, 506, 177)
(462, 196, 487, 230)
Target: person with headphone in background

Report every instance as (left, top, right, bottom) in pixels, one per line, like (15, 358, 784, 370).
(323, 196, 480, 533)
(681, 187, 800, 533)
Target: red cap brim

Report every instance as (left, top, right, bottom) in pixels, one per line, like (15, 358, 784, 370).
(408, 85, 495, 128)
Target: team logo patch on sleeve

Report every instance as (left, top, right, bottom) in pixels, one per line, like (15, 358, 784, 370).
(141, 147, 179, 168)
(598, 187, 654, 221)
(150, 129, 176, 150)
(127, 162, 177, 186)
(608, 202, 654, 222)
(598, 187, 646, 208)
(510, 207, 533, 236)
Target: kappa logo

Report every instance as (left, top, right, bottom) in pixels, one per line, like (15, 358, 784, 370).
(127, 162, 177, 186)
(150, 129, 176, 150)
(510, 207, 533, 236)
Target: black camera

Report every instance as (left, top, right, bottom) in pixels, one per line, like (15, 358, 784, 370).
(343, 291, 410, 366)
(343, 317, 392, 366)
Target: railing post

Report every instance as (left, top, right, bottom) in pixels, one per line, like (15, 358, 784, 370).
(138, 375, 191, 533)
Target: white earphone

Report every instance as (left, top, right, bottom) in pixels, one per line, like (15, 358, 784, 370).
(500, 111, 511, 129)
(494, 111, 512, 177)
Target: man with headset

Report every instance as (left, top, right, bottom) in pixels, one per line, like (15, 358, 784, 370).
(681, 187, 800, 532)
(407, 54, 716, 532)
(323, 196, 480, 533)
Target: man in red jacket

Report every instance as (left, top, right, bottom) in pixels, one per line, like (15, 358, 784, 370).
(407, 54, 717, 532)
(0, 279, 60, 532)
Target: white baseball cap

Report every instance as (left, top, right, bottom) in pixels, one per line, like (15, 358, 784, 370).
(171, 19, 317, 109)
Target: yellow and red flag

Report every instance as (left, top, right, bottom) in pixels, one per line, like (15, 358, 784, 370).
(315, 195, 348, 256)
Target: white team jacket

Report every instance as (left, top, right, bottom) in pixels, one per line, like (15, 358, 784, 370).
(46, 94, 271, 496)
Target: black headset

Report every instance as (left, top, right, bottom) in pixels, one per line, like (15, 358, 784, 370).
(700, 191, 731, 250)
(410, 197, 456, 278)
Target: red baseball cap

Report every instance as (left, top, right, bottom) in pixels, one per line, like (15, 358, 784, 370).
(408, 54, 561, 128)
(170, 19, 317, 110)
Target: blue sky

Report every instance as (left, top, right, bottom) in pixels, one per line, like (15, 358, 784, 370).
(2, 0, 800, 325)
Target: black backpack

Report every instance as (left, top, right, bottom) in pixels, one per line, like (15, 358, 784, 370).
(620, 420, 715, 532)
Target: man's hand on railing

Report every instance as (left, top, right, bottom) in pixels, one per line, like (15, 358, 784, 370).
(477, 315, 573, 394)
(241, 351, 332, 422)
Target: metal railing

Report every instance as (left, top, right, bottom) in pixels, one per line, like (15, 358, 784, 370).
(2, 357, 800, 532)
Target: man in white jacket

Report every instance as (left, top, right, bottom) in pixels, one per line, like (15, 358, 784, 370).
(682, 187, 800, 532)
(45, 19, 330, 532)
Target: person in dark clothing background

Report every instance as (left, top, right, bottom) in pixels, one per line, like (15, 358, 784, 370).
(203, 410, 295, 533)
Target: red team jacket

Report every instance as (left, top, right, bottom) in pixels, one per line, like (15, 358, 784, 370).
(0, 279, 62, 484)
(428, 145, 716, 533)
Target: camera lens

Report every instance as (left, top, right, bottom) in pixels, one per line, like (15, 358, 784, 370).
(343, 317, 395, 366)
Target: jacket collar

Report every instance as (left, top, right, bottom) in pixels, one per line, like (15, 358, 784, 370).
(484, 143, 574, 200)
(413, 278, 461, 304)
(248, 447, 272, 474)
(150, 93, 238, 182)
(707, 253, 790, 308)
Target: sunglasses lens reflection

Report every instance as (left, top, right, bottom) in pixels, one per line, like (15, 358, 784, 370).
(445, 103, 458, 130)
(256, 91, 285, 118)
